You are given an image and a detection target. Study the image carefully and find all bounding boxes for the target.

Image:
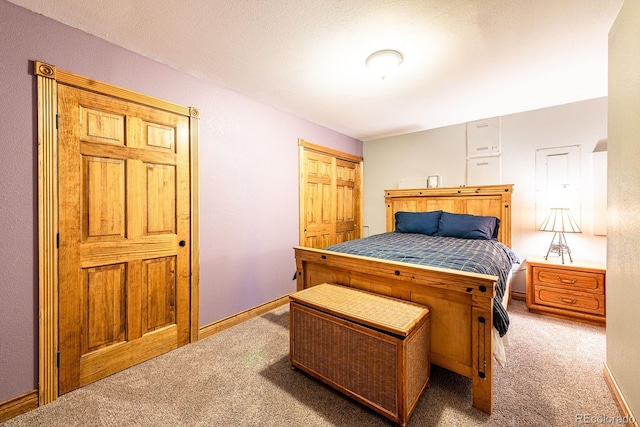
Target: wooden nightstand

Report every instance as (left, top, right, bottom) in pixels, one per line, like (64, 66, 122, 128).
(526, 256, 605, 326)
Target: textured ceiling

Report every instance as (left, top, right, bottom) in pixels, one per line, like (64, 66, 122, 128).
(9, 0, 623, 141)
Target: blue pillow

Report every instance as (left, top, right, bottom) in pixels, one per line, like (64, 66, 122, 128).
(437, 212, 499, 240)
(395, 211, 442, 235)
(492, 218, 501, 239)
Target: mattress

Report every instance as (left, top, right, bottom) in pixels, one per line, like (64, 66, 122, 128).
(323, 232, 519, 337)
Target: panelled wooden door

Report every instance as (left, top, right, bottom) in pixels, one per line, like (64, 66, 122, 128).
(57, 85, 191, 394)
(334, 159, 359, 244)
(299, 140, 362, 249)
(301, 149, 334, 248)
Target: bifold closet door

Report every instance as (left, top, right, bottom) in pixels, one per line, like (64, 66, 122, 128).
(299, 142, 362, 249)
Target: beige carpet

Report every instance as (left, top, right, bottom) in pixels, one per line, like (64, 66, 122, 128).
(2, 300, 618, 426)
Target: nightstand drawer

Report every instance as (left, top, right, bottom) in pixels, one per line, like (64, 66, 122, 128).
(533, 267, 604, 293)
(533, 286, 605, 315)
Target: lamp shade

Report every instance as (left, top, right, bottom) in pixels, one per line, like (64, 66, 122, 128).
(539, 208, 581, 233)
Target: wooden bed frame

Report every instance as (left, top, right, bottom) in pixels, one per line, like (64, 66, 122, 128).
(294, 184, 513, 414)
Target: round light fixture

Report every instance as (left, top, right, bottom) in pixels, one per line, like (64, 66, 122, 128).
(366, 49, 404, 80)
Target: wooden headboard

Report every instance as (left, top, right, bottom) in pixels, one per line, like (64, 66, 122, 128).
(385, 184, 514, 247)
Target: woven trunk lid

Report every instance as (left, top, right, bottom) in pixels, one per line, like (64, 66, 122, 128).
(289, 283, 429, 337)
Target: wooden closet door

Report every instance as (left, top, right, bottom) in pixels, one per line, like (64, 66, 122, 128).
(57, 85, 191, 394)
(334, 158, 359, 244)
(301, 149, 334, 249)
(299, 141, 362, 249)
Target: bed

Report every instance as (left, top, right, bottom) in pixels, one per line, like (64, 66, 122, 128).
(293, 184, 516, 414)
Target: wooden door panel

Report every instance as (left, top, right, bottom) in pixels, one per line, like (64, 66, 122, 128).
(335, 185, 354, 222)
(336, 160, 355, 182)
(305, 180, 332, 224)
(83, 264, 127, 353)
(143, 121, 176, 152)
(142, 256, 177, 333)
(304, 182, 322, 225)
(144, 163, 176, 235)
(58, 84, 190, 394)
(80, 106, 125, 146)
(303, 180, 333, 248)
(307, 155, 333, 180)
(82, 156, 126, 241)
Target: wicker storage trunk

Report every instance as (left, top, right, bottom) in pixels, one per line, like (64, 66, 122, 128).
(289, 283, 431, 426)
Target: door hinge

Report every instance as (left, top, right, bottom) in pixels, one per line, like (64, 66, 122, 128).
(55, 114, 59, 130)
(56, 351, 60, 368)
(56, 233, 60, 249)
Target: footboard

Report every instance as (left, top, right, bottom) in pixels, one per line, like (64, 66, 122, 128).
(294, 246, 497, 414)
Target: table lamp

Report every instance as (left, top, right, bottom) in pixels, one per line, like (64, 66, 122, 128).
(539, 207, 581, 264)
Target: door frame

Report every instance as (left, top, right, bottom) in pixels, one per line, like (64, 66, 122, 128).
(35, 61, 200, 405)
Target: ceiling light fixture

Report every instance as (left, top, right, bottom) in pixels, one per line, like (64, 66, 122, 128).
(366, 49, 404, 80)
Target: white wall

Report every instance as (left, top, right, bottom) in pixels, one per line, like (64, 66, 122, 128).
(363, 98, 608, 294)
(608, 0, 640, 418)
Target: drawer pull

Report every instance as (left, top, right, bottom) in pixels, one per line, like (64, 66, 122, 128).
(557, 276, 577, 285)
(558, 296, 578, 304)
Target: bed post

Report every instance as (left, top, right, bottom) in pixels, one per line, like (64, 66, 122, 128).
(471, 294, 494, 414)
(295, 256, 304, 291)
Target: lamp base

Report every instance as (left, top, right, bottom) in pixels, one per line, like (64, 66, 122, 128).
(544, 232, 573, 264)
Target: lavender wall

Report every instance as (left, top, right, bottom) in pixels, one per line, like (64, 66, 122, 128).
(0, 0, 362, 402)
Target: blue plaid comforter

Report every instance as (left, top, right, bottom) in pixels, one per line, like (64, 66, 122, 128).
(324, 233, 519, 336)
